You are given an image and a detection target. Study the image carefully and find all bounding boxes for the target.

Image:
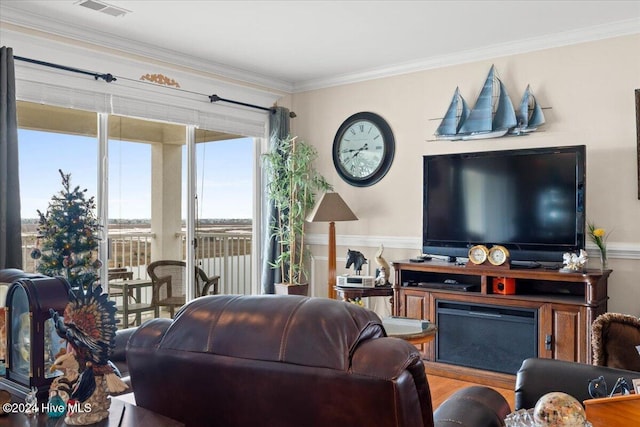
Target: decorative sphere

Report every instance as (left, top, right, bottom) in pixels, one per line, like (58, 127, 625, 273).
(30, 248, 42, 259)
(533, 392, 586, 426)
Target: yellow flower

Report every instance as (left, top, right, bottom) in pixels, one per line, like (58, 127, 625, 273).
(593, 228, 606, 238)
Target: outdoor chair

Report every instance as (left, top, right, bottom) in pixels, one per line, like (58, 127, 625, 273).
(147, 260, 220, 318)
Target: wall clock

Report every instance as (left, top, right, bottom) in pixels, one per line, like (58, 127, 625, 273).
(332, 112, 395, 187)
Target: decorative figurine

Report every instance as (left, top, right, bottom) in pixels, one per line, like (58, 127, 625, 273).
(49, 285, 128, 425)
(374, 244, 391, 286)
(24, 387, 38, 416)
(47, 391, 67, 418)
(346, 249, 367, 275)
(560, 249, 588, 273)
(49, 349, 80, 404)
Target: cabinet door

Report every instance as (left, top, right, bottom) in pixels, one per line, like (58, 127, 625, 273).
(398, 289, 432, 358)
(541, 303, 587, 362)
(399, 289, 429, 319)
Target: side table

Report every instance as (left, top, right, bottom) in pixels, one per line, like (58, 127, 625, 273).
(335, 285, 393, 311)
(382, 319, 437, 346)
(1, 391, 184, 426)
(583, 393, 640, 427)
(109, 279, 155, 328)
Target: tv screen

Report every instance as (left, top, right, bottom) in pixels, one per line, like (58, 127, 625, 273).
(422, 145, 585, 263)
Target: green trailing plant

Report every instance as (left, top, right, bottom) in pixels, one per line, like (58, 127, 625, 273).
(263, 136, 332, 285)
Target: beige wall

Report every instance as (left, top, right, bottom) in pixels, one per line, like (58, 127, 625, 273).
(290, 34, 640, 316)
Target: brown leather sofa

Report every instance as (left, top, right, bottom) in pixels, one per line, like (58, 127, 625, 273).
(127, 294, 510, 427)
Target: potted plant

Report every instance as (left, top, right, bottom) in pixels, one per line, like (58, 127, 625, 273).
(263, 135, 331, 295)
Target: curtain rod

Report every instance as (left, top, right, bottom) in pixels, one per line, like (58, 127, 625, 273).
(208, 95, 296, 118)
(209, 94, 269, 112)
(13, 55, 296, 117)
(14, 55, 116, 82)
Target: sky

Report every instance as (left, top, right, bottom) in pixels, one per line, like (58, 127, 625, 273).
(18, 129, 253, 220)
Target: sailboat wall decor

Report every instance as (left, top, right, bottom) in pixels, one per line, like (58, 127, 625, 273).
(510, 84, 546, 135)
(433, 65, 546, 141)
(434, 87, 470, 140)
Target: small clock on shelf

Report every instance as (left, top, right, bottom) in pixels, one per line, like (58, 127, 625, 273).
(466, 244, 511, 269)
(468, 245, 489, 265)
(332, 112, 395, 187)
(1, 276, 70, 401)
(488, 245, 510, 266)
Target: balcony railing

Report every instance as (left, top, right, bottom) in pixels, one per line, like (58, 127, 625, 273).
(21, 230, 253, 295)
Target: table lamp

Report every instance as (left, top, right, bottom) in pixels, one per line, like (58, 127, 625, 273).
(307, 192, 358, 299)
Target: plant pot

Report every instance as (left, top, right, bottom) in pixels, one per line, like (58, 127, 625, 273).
(274, 283, 309, 296)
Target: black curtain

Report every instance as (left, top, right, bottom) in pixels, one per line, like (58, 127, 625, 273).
(0, 46, 22, 269)
(260, 106, 290, 294)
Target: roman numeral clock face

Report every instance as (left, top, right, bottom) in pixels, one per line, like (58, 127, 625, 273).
(333, 112, 395, 187)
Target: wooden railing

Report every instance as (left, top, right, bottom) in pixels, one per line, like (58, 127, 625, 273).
(21, 230, 253, 295)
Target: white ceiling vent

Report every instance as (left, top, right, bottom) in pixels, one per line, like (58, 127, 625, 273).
(76, 0, 130, 18)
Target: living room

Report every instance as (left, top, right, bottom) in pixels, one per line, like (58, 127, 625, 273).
(1, 1, 639, 426)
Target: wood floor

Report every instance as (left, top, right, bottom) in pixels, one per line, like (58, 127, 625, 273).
(428, 373, 515, 411)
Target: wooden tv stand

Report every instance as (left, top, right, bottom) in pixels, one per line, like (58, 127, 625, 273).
(392, 260, 610, 387)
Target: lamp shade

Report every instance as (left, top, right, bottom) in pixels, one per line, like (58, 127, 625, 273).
(306, 192, 357, 222)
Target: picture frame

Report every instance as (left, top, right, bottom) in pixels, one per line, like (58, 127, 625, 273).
(633, 378, 640, 394)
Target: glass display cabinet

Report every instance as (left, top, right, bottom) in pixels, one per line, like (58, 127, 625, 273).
(1, 276, 70, 400)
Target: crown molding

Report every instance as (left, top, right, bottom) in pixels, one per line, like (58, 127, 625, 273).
(3, 3, 639, 95)
(0, 4, 295, 94)
(292, 18, 640, 93)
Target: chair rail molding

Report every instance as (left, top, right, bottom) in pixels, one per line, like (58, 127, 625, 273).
(307, 233, 640, 260)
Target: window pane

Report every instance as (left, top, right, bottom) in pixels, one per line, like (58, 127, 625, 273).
(17, 102, 98, 274)
(187, 131, 254, 295)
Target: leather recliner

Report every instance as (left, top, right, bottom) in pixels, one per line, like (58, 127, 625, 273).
(514, 357, 639, 410)
(127, 294, 510, 427)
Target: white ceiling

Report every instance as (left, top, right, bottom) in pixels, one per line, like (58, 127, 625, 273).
(2, 1, 639, 92)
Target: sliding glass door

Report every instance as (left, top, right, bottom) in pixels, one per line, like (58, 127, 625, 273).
(17, 101, 257, 326)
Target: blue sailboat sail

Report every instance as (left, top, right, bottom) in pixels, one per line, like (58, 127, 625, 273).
(459, 66, 496, 135)
(435, 87, 470, 140)
(458, 65, 516, 140)
(493, 80, 517, 130)
(511, 85, 546, 134)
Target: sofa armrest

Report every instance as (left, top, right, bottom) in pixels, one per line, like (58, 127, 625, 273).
(128, 318, 173, 349)
(515, 358, 639, 410)
(112, 327, 138, 364)
(351, 337, 422, 379)
(434, 386, 510, 427)
(351, 337, 433, 426)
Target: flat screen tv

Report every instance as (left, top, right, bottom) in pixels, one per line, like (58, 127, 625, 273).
(422, 145, 586, 264)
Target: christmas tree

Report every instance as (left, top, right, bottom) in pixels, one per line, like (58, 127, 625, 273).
(32, 169, 102, 289)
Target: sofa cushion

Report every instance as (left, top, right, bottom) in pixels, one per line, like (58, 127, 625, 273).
(157, 294, 385, 371)
(591, 312, 640, 371)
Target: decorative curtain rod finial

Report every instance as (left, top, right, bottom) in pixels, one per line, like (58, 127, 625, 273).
(96, 73, 116, 83)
